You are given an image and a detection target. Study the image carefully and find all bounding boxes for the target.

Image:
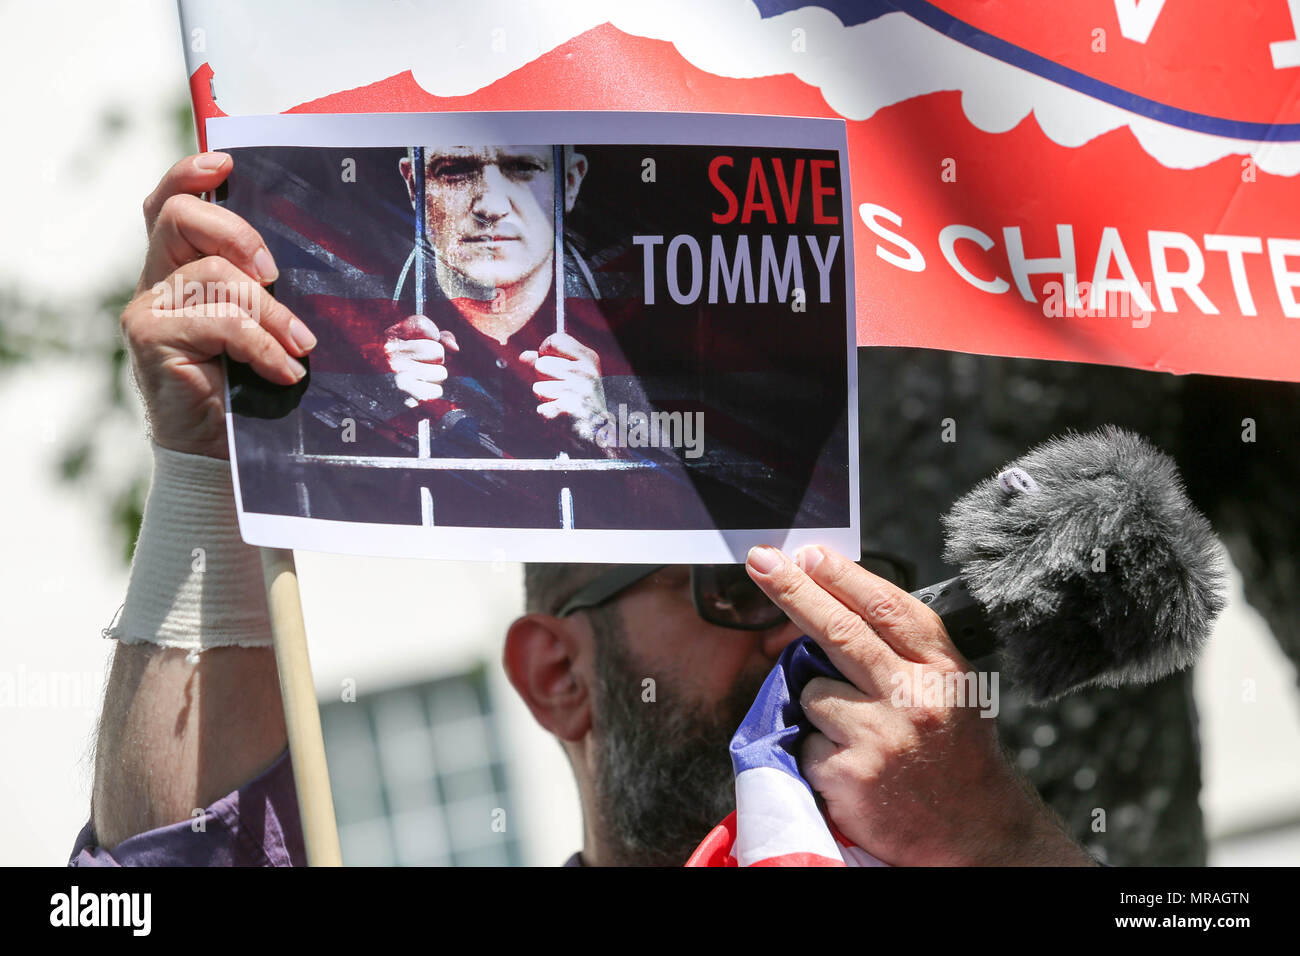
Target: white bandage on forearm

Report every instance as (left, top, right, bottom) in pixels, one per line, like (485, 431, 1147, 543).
(108, 442, 273, 653)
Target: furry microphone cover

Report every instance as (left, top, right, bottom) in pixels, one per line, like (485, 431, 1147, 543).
(942, 426, 1228, 702)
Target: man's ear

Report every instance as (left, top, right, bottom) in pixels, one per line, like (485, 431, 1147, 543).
(503, 613, 592, 742)
(564, 151, 588, 213)
(398, 154, 417, 205)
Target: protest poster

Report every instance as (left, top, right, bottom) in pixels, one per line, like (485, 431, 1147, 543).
(203, 111, 858, 561)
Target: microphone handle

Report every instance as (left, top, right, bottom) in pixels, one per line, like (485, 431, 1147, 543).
(909, 575, 998, 663)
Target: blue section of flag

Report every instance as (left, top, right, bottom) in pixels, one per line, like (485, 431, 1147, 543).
(752, 0, 896, 27)
(752, 0, 1300, 142)
(729, 636, 842, 785)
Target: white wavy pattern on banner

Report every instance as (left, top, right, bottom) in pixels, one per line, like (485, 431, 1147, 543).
(178, 0, 1300, 175)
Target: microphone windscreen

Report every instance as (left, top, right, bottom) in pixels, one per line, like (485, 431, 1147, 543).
(941, 426, 1227, 702)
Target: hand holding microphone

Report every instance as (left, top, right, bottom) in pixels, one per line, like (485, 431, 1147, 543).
(746, 544, 1096, 865)
(744, 427, 1228, 865)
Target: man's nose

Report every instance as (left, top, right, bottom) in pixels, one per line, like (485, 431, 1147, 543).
(472, 164, 512, 221)
(760, 617, 803, 661)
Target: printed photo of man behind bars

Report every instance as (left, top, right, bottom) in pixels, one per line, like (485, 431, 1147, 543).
(220, 140, 851, 534)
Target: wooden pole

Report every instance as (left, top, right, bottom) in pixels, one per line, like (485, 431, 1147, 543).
(260, 547, 343, 866)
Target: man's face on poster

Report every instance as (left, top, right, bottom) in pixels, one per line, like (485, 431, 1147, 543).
(402, 145, 571, 295)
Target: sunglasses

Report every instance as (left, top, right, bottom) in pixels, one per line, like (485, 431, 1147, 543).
(555, 552, 918, 631)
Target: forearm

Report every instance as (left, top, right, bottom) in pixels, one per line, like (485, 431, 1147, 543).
(90, 444, 286, 848)
(92, 644, 286, 848)
(975, 759, 1100, 867)
(994, 805, 1099, 867)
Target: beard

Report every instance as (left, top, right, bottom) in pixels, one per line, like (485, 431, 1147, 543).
(587, 608, 771, 866)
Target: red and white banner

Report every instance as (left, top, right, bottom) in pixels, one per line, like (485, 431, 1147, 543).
(178, 0, 1300, 382)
